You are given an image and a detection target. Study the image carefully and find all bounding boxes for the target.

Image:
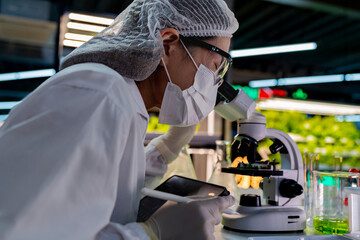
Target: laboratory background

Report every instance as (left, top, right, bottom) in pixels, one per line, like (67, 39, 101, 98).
(0, 0, 360, 239)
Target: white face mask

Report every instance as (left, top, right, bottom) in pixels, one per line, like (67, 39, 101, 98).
(158, 40, 218, 126)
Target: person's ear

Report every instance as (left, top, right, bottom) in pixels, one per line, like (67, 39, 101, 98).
(160, 28, 180, 67)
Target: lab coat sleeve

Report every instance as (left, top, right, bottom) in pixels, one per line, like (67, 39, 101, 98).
(96, 222, 149, 240)
(145, 144, 168, 176)
(144, 125, 197, 179)
(0, 83, 149, 240)
(145, 125, 197, 178)
(144, 145, 168, 189)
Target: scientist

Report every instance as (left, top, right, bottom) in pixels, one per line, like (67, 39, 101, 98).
(0, 0, 239, 239)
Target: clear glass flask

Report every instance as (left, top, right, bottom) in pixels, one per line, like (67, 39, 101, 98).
(304, 152, 320, 226)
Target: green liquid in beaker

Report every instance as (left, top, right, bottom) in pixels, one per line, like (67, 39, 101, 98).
(313, 216, 349, 235)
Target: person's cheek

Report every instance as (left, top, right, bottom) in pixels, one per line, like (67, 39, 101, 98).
(204, 52, 217, 72)
(214, 55, 223, 70)
(211, 53, 223, 73)
(180, 65, 196, 90)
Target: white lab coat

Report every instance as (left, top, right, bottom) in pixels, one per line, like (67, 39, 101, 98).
(0, 63, 167, 240)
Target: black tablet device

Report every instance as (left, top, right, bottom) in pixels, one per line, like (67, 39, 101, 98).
(137, 175, 230, 222)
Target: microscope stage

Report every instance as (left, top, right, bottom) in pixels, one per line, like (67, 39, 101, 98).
(222, 167, 283, 177)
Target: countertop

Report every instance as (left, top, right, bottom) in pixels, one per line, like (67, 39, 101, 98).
(214, 225, 324, 240)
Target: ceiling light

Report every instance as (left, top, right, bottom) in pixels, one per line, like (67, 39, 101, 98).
(249, 79, 277, 88)
(67, 22, 106, 33)
(249, 74, 349, 87)
(335, 115, 360, 122)
(257, 98, 360, 116)
(63, 13, 117, 49)
(65, 33, 93, 42)
(0, 101, 21, 110)
(63, 39, 85, 48)
(68, 13, 114, 25)
(0, 69, 55, 82)
(345, 73, 360, 81)
(230, 42, 317, 58)
(278, 74, 343, 85)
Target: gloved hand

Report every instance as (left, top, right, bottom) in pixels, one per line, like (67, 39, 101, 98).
(140, 195, 235, 240)
(148, 125, 197, 164)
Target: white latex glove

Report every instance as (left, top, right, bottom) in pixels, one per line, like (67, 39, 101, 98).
(148, 125, 197, 164)
(141, 195, 235, 240)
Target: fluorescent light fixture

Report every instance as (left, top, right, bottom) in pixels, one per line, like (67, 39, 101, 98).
(335, 115, 360, 122)
(278, 74, 343, 85)
(345, 73, 360, 81)
(249, 74, 350, 87)
(0, 101, 21, 110)
(0, 69, 55, 82)
(257, 98, 360, 115)
(249, 79, 277, 88)
(68, 13, 114, 25)
(65, 33, 93, 42)
(64, 13, 116, 49)
(63, 39, 85, 48)
(230, 42, 317, 58)
(67, 22, 106, 33)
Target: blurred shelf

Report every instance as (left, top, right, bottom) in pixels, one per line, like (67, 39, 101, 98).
(0, 14, 57, 47)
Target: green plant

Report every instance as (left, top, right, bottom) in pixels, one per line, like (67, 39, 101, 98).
(261, 110, 360, 167)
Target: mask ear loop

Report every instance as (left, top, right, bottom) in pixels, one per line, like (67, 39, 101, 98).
(161, 57, 173, 84)
(179, 39, 199, 70)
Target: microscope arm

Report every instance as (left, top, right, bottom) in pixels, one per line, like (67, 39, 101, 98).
(265, 129, 304, 184)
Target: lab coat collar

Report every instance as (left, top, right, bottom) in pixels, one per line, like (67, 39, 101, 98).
(123, 77, 149, 121)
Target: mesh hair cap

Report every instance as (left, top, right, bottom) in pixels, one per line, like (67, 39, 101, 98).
(60, 0, 239, 81)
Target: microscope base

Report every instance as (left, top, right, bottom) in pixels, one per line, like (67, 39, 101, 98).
(222, 205, 306, 232)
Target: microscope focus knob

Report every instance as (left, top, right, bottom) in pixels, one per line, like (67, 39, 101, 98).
(240, 194, 261, 207)
(269, 139, 286, 154)
(279, 179, 303, 198)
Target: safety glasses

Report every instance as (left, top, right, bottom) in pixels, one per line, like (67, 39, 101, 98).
(180, 36, 232, 81)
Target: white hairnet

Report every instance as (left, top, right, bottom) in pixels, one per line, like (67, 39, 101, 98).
(60, 0, 239, 81)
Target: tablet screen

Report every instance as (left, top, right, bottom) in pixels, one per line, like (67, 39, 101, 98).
(137, 175, 230, 222)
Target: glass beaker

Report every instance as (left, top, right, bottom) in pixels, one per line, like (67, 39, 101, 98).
(304, 152, 320, 226)
(215, 140, 230, 167)
(312, 170, 360, 235)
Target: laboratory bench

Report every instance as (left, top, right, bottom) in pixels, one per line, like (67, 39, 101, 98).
(214, 225, 333, 240)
